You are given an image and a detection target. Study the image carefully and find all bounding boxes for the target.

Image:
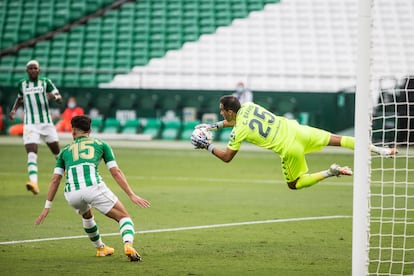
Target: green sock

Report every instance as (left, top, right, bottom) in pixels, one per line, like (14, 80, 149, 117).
(340, 136, 355, 150)
(27, 152, 38, 183)
(83, 217, 104, 248)
(295, 172, 326, 189)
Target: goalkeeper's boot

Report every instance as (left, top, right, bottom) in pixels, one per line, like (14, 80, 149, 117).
(124, 243, 142, 262)
(96, 245, 114, 257)
(26, 181, 39, 195)
(329, 164, 353, 177)
(376, 147, 398, 158)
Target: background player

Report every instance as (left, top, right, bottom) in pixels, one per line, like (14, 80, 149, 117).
(35, 115, 150, 261)
(192, 95, 397, 190)
(8, 60, 62, 194)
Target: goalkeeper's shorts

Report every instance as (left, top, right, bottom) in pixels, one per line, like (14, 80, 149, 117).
(280, 125, 331, 183)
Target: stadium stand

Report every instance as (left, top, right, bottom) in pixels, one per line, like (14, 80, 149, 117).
(0, 0, 277, 88)
(104, 0, 413, 92)
(101, 117, 121, 133)
(120, 119, 141, 134)
(141, 118, 162, 139)
(160, 120, 181, 140)
(1, 0, 413, 140)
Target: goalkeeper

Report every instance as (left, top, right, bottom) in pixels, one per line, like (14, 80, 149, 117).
(192, 95, 397, 190)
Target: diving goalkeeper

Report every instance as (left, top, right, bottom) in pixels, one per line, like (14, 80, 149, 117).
(191, 95, 397, 190)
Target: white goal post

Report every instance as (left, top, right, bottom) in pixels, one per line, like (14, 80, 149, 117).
(353, 1, 414, 275)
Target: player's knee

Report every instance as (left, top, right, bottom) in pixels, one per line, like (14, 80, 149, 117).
(287, 181, 297, 190)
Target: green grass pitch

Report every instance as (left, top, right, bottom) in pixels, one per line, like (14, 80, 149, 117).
(0, 140, 356, 275)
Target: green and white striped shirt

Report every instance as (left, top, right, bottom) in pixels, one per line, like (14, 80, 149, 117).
(54, 136, 117, 192)
(17, 77, 58, 124)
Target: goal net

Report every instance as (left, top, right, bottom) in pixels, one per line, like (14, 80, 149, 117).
(369, 78, 414, 275)
(353, 0, 414, 275)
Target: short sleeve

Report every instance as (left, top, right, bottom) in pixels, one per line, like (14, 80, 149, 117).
(227, 125, 248, 151)
(55, 149, 65, 172)
(45, 78, 59, 94)
(102, 140, 116, 164)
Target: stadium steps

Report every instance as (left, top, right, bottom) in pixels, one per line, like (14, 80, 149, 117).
(104, 0, 414, 92)
(0, 0, 278, 87)
(0, 0, 115, 51)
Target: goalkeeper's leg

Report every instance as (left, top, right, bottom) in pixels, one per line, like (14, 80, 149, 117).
(292, 164, 353, 189)
(330, 135, 397, 157)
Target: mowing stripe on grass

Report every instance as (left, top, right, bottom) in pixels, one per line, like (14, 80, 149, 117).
(0, 172, 352, 186)
(0, 215, 351, 245)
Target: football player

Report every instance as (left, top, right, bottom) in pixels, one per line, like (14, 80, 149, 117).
(192, 95, 397, 190)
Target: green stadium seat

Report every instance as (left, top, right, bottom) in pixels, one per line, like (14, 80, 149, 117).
(48, 56, 65, 68)
(97, 74, 114, 84)
(141, 118, 162, 139)
(101, 118, 121, 133)
(46, 73, 63, 86)
(62, 74, 80, 87)
(248, 0, 265, 11)
(161, 120, 181, 140)
(98, 57, 115, 68)
(121, 119, 141, 134)
(0, 56, 16, 68)
(91, 118, 103, 132)
(180, 120, 200, 140)
(79, 74, 96, 87)
(82, 56, 98, 68)
(0, 72, 12, 83)
(12, 72, 25, 83)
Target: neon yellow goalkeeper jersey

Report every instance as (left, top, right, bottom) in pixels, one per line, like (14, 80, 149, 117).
(54, 136, 117, 192)
(17, 77, 59, 124)
(227, 102, 297, 154)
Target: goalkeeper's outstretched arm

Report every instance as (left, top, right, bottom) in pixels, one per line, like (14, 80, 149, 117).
(208, 146, 238, 163)
(196, 120, 235, 131)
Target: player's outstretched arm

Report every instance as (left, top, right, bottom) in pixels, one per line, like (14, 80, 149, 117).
(195, 120, 235, 131)
(35, 174, 62, 225)
(210, 147, 238, 163)
(109, 167, 150, 208)
(191, 132, 238, 162)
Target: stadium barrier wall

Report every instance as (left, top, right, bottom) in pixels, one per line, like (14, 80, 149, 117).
(0, 86, 355, 134)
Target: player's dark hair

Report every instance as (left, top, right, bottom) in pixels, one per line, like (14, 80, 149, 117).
(71, 115, 91, 132)
(220, 95, 241, 112)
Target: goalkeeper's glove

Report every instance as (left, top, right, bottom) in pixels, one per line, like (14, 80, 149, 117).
(195, 121, 224, 131)
(191, 132, 211, 149)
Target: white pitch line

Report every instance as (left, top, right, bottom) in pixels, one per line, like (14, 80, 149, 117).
(0, 215, 351, 245)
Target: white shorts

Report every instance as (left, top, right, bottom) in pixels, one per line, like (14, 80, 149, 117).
(64, 183, 119, 215)
(23, 123, 59, 145)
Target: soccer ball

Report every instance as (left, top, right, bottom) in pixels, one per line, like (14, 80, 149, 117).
(191, 127, 213, 143)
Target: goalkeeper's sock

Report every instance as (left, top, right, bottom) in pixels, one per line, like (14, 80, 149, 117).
(82, 216, 104, 248)
(27, 152, 38, 184)
(119, 217, 135, 244)
(294, 172, 329, 189)
(340, 136, 355, 150)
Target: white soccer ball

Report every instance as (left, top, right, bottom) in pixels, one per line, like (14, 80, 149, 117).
(192, 127, 213, 143)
